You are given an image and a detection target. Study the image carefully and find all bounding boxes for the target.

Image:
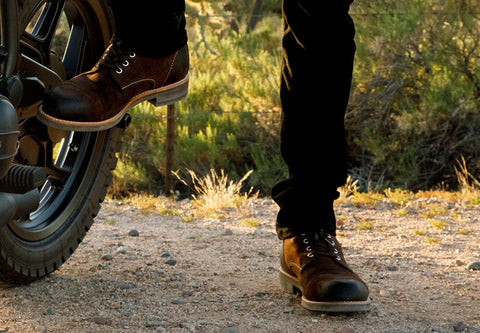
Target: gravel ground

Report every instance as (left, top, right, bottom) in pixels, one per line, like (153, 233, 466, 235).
(0, 195, 479, 333)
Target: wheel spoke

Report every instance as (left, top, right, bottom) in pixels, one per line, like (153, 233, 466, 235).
(29, 1, 65, 41)
(63, 24, 87, 78)
(21, 1, 66, 65)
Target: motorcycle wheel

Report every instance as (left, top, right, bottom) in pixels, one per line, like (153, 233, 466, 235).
(0, 0, 120, 283)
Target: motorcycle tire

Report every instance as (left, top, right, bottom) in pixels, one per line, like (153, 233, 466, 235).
(0, 0, 120, 283)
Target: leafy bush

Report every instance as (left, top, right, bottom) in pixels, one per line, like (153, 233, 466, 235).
(112, 0, 480, 197)
(347, 0, 480, 191)
(111, 12, 286, 197)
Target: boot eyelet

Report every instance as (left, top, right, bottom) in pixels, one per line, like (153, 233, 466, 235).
(306, 246, 312, 251)
(307, 253, 314, 258)
(326, 238, 335, 246)
(336, 256, 342, 261)
(129, 52, 136, 58)
(333, 249, 339, 254)
(122, 60, 129, 67)
(303, 239, 309, 244)
(115, 67, 123, 74)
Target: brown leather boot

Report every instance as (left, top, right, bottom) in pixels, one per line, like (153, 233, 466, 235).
(38, 39, 189, 131)
(280, 230, 370, 312)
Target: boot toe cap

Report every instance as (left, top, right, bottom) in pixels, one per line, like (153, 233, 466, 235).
(305, 278, 369, 302)
(42, 88, 90, 122)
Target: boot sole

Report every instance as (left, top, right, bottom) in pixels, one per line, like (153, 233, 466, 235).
(37, 75, 189, 132)
(279, 269, 371, 313)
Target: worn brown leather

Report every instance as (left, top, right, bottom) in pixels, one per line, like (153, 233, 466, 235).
(280, 231, 369, 303)
(38, 40, 189, 131)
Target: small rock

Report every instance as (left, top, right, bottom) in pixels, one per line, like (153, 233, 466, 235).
(252, 322, 263, 328)
(45, 307, 56, 315)
(455, 260, 465, 266)
(454, 321, 467, 332)
(189, 280, 200, 288)
(117, 246, 127, 254)
(165, 258, 177, 266)
(89, 316, 111, 326)
(128, 229, 139, 237)
(145, 317, 165, 328)
(224, 229, 233, 236)
(160, 252, 171, 258)
(379, 289, 391, 297)
(118, 284, 133, 290)
(101, 254, 113, 261)
(171, 299, 185, 305)
(430, 294, 442, 300)
(467, 261, 480, 271)
(225, 327, 239, 333)
(253, 228, 262, 236)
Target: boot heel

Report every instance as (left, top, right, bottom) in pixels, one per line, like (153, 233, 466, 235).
(279, 270, 300, 294)
(148, 79, 189, 107)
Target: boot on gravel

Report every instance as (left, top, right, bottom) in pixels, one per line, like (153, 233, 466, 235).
(280, 230, 371, 312)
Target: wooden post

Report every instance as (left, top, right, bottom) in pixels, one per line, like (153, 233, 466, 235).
(165, 104, 175, 196)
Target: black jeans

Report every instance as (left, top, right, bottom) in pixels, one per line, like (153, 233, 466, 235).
(108, 1, 188, 57)
(109, 0, 356, 239)
(273, 0, 356, 239)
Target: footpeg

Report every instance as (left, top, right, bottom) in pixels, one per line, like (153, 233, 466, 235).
(0, 164, 46, 193)
(0, 190, 40, 227)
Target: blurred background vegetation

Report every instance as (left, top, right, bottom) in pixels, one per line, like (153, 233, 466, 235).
(110, 0, 480, 197)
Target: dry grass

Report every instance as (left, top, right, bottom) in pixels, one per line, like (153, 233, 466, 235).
(336, 159, 480, 208)
(174, 169, 255, 217)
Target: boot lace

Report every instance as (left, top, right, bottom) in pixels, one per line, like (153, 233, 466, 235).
(97, 40, 136, 74)
(301, 231, 342, 262)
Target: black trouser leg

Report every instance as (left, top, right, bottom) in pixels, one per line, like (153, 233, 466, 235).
(108, 1, 187, 57)
(273, 0, 356, 239)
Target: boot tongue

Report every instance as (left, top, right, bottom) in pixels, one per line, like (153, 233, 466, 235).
(97, 40, 130, 69)
(86, 39, 131, 89)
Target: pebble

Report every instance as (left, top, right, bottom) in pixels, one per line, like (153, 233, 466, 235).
(118, 284, 133, 290)
(379, 289, 390, 297)
(128, 229, 139, 237)
(45, 307, 56, 315)
(101, 254, 113, 261)
(454, 321, 467, 332)
(467, 261, 480, 271)
(160, 252, 171, 258)
(224, 229, 233, 236)
(225, 327, 239, 333)
(27, 320, 46, 332)
(171, 299, 186, 305)
(145, 317, 165, 328)
(165, 258, 177, 266)
(89, 316, 110, 326)
(117, 246, 127, 254)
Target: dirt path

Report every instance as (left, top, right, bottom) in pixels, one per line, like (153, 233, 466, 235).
(0, 196, 479, 333)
